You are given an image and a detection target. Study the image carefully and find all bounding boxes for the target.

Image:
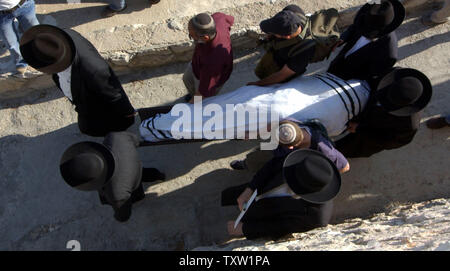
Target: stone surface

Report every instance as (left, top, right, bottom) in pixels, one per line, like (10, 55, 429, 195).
(0, 0, 435, 98)
(0, 1, 448, 251)
(195, 198, 450, 251)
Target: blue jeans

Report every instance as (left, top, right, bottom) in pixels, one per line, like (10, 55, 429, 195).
(0, 0, 39, 69)
(107, 0, 126, 11)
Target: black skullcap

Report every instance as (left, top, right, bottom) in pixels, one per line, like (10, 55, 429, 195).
(190, 13, 216, 36)
(194, 13, 213, 26)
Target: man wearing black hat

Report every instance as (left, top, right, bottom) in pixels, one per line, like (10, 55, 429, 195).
(247, 5, 313, 87)
(231, 119, 350, 174)
(327, 0, 405, 81)
(334, 67, 432, 158)
(60, 131, 165, 222)
(222, 149, 341, 240)
(19, 25, 136, 137)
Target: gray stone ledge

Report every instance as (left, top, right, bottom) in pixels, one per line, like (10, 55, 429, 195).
(194, 198, 450, 251)
(0, 0, 437, 100)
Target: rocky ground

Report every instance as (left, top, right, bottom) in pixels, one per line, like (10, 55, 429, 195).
(1, 0, 368, 96)
(195, 198, 450, 251)
(0, 0, 448, 251)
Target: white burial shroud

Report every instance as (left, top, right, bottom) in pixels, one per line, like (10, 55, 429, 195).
(140, 73, 371, 142)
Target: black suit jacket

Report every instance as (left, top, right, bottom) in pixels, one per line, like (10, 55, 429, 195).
(327, 23, 398, 81)
(98, 132, 144, 222)
(335, 99, 420, 158)
(242, 197, 333, 240)
(221, 158, 333, 240)
(53, 29, 135, 136)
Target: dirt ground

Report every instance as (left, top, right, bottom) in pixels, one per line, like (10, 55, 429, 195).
(0, 1, 448, 250)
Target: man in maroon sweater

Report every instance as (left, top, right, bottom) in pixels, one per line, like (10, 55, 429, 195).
(183, 12, 234, 103)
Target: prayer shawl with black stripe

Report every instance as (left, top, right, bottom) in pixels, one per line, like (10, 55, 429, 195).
(140, 73, 370, 142)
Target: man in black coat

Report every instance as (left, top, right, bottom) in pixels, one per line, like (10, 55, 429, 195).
(327, 0, 405, 81)
(20, 25, 136, 137)
(230, 119, 350, 174)
(222, 149, 341, 240)
(335, 67, 432, 158)
(60, 131, 165, 222)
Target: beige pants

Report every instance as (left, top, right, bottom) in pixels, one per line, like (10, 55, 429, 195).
(182, 63, 200, 95)
(182, 62, 224, 96)
(404, 0, 450, 22)
(431, 0, 450, 23)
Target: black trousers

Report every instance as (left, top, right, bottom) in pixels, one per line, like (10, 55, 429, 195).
(99, 167, 163, 205)
(112, 167, 164, 222)
(77, 114, 135, 137)
(221, 183, 333, 240)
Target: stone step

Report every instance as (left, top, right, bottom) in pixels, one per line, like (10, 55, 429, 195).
(0, 0, 434, 100)
(194, 198, 450, 251)
(0, 6, 448, 250)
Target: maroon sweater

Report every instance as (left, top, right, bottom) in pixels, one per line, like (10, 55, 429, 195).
(192, 12, 234, 97)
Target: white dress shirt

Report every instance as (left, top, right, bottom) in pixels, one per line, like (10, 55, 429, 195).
(345, 36, 373, 58)
(256, 183, 301, 201)
(57, 65, 73, 101)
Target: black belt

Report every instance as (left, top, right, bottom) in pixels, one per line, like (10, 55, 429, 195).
(0, 0, 27, 15)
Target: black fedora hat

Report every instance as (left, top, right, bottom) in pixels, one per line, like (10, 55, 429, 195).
(60, 142, 115, 191)
(283, 149, 341, 204)
(20, 24, 75, 74)
(376, 67, 432, 116)
(356, 0, 405, 38)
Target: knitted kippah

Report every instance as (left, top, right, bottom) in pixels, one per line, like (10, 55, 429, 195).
(278, 121, 304, 146)
(279, 123, 297, 144)
(192, 13, 215, 30)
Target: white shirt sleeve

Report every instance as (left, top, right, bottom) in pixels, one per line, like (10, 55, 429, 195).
(57, 65, 73, 102)
(0, 0, 21, 11)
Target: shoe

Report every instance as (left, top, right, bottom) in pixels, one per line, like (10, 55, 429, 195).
(101, 4, 127, 18)
(184, 94, 193, 102)
(141, 168, 166, 182)
(149, 0, 160, 4)
(421, 14, 448, 27)
(13, 66, 28, 78)
(426, 116, 450, 129)
(230, 160, 247, 170)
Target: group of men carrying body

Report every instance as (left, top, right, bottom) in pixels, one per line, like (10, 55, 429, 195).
(18, 0, 434, 240)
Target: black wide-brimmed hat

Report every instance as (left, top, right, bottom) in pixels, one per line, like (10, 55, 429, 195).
(283, 149, 341, 203)
(376, 67, 432, 116)
(20, 24, 75, 74)
(60, 142, 115, 191)
(356, 0, 405, 38)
